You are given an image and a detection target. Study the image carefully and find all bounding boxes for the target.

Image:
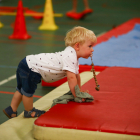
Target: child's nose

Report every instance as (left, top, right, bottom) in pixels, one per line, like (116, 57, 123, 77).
(91, 48, 94, 52)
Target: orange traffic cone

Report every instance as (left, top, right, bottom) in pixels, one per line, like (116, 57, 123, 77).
(9, 0, 31, 40)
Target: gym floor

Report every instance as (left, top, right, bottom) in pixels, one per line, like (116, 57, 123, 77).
(0, 0, 140, 125)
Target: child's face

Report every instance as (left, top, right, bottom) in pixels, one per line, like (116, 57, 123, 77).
(78, 40, 94, 59)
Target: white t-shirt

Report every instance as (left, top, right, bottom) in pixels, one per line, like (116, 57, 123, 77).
(26, 46, 79, 83)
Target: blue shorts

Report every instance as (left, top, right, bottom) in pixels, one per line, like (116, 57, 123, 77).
(16, 57, 41, 97)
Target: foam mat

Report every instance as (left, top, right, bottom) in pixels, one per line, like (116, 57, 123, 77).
(33, 67, 140, 140)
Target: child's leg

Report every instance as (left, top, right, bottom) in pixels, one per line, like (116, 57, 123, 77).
(22, 95, 33, 111)
(3, 91, 22, 118)
(83, 0, 90, 10)
(3, 57, 45, 118)
(23, 94, 45, 117)
(66, 0, 85, 20)
(82, 0, 93, 15)
(67, 0, 77, 13)
(10, 91, 22, 117)
(22, 95, 36, 117)
(72, 0, 77, 12)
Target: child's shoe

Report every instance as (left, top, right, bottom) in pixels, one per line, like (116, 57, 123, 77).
(3, 106, 17, 119)
(66, 11, 84, 20)
(24, 107, 46, 118)
(82, 9, 93, 15)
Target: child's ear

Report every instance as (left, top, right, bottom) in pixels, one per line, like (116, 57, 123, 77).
(74, 43, 80, 51)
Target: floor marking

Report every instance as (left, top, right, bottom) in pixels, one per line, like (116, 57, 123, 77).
(0, 91, 14, 95)
(0, 91, 42, 98)
(0, 11, 63, 17)
(0, 74, 16, 86)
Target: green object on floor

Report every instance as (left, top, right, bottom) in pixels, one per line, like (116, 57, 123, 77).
(51, 85, 94, 107)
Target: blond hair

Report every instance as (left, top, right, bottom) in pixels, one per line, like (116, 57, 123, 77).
(65, 26, 97, 47)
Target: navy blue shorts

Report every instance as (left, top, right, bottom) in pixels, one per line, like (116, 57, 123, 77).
(16, 57, 41, 97)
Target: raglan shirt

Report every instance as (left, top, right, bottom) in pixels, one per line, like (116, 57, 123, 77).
(26, 46, 79, 83)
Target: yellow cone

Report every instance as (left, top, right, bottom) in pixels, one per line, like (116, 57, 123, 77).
(39, 0, 58, 30)
(0, 21, 3, 28)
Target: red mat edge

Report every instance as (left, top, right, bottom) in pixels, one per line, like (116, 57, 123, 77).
(42, 65, 108, 87)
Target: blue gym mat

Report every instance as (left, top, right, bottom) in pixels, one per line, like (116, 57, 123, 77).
(79, 24, 140, 68)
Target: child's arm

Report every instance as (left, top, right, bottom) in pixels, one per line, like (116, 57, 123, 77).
(66, 71, 87, 102)
(76, 73, 81, 90)
(76, 73, 86, 102)
(76, 73, 88, 93)
(66, 71, 78, 97)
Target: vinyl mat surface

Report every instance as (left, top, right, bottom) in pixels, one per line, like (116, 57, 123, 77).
(34, 67, 140, 139)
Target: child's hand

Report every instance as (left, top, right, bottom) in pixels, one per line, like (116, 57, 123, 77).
(80, 89, 89, 93)
(82, 98, 86, 102)
(80, 90, 89, 102)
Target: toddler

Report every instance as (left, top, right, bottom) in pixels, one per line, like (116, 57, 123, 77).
(3, 26, 97, 118)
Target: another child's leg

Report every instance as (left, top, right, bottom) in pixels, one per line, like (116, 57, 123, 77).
(66, 0, 85, 20)
(82, 0, 93, 15)
(67, 0, 77, 13)
(83, 0, 90, 10)
(71, 0, 77, 12)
